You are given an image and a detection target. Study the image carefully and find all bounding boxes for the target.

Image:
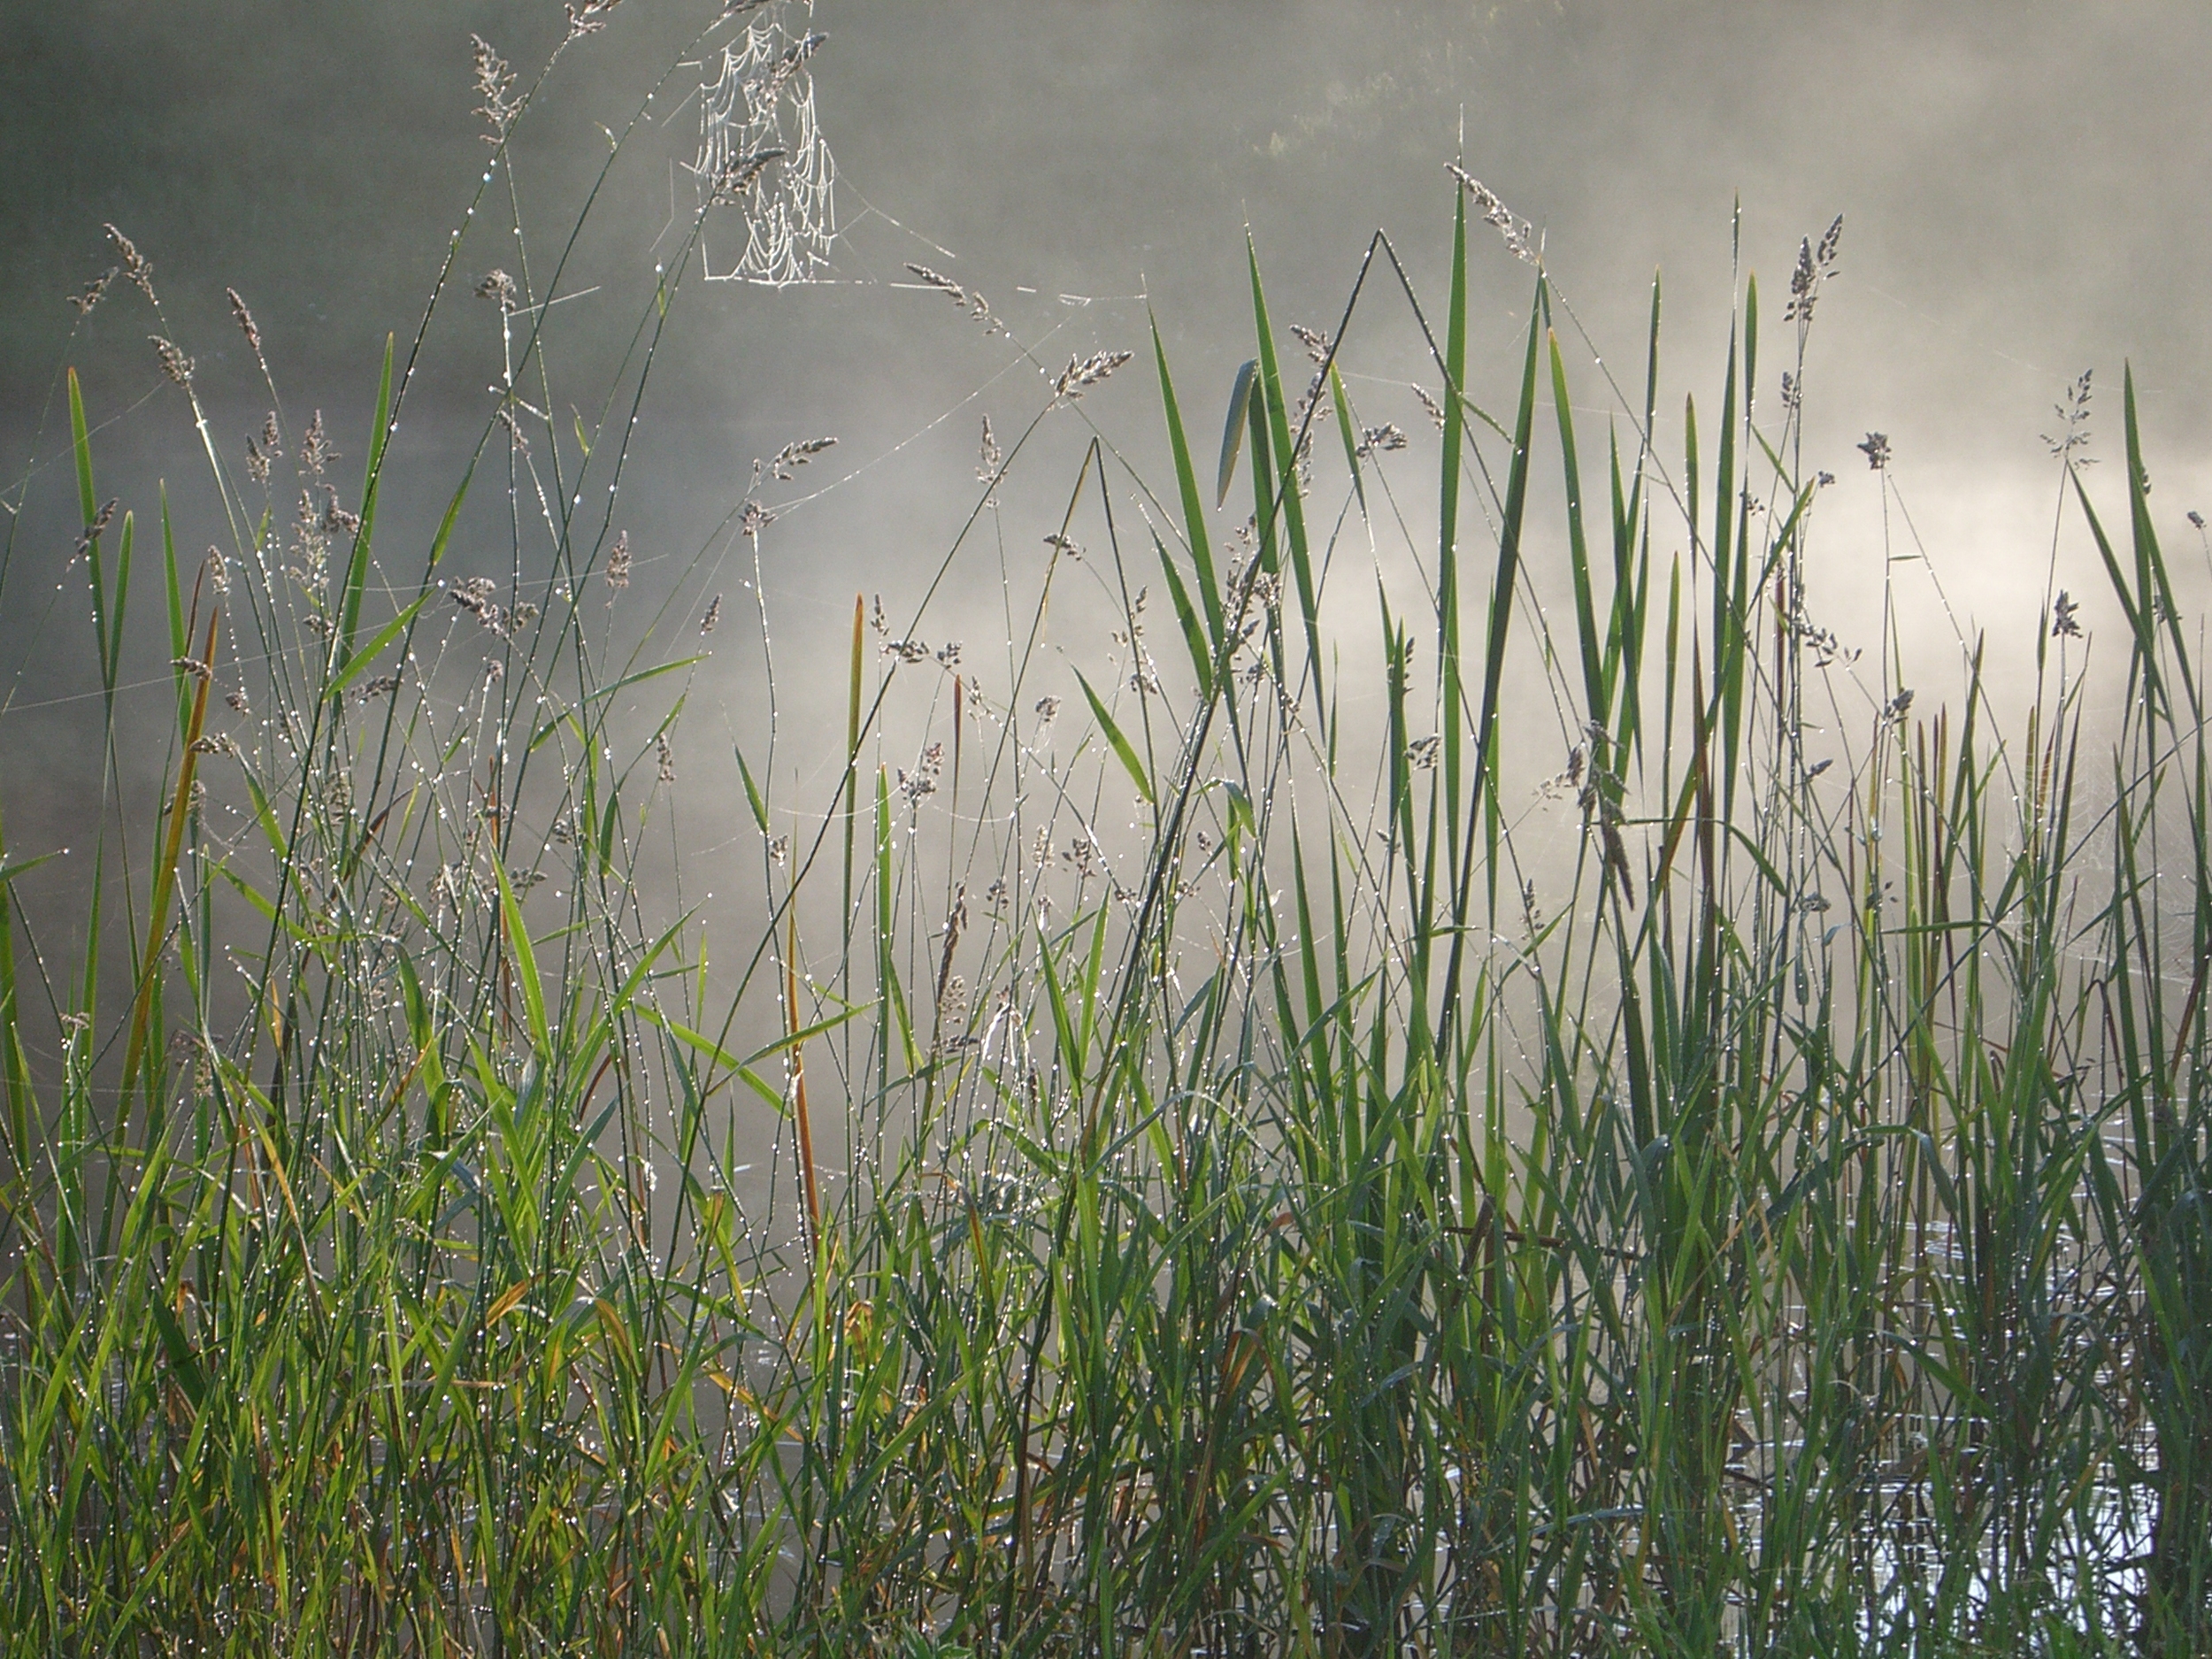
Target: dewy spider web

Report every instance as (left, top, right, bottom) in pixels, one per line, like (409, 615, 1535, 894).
(695, 0, 836, 286)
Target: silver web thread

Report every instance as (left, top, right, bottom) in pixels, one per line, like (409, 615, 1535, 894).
(695, 2, 836, 286)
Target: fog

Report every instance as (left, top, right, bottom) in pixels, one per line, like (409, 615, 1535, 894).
(4, 0, 2210, 1064)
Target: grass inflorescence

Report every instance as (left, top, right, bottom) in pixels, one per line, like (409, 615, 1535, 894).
(4, 15, 2211, 1657)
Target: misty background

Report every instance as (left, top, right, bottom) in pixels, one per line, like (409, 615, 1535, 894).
(4, 0, 2210, 1002)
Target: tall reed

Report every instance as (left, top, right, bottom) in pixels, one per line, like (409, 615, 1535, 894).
(3, 16, 2208, 1656)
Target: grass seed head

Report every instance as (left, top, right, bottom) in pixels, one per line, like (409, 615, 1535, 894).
(1444, 164, 1537, 262)
(67, 267, 118, 317)
(712, 148, 787, 202)
(769, 435, 835, 480)
(1052, 349, 1133, 403)
(150, 336, 194, 388)
(320, 485, 360, 537)
(976, 414, 1002, 495)
(301, 411, 329, 475)
(74, 498, 119, 559)
(226, 288, 262, 356)
(2045, 369, 2095, 459)
(472, 35, 520, 142)
(564, 0, 624, 42)
(104, 223, 155, 301)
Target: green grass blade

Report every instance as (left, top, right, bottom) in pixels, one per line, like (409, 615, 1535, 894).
(493, 858, 550, 1056)
(2124, 363, 2200, 719)
(1150, 316, 1225, 651)
(1440, 273, 1544, 1041)
(1217, 357, 1256, 509)
(1248, 239, 1325, 725)
(1550, 329, 1607, 731)
(324, 591, 433, 701)
(1076, 670, 1154, 805)
(336, 333, 395, 672)
(1154, 533, 1214, 703)
(1437, 189, 1470, 865)
(735, 746, 771, 834)
(1332, 363, 1367, 516)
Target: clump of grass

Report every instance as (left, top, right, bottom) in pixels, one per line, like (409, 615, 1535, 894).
(4, 14, 2212, 1657)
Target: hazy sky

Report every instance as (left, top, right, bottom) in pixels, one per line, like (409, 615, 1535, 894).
(6, 0, 2212, 837)
(9, 2, 2209, 407)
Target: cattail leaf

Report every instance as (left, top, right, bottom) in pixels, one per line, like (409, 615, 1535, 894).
(1550, 330, 1606, 733)
(1439, 267, 1544, 1037)
(1217, 358, 1256, 508)
(1153, 534, 1213, 703)
(1152, 318, 1225, 651)
(1433, 188, 1470, 976)
(2075, 473, 2155, 712)
(2124, 364, 2200, 716)
(1076, 670, 1153, 804)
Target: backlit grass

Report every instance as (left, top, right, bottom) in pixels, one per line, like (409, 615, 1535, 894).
(3, 15, 2209, 1656)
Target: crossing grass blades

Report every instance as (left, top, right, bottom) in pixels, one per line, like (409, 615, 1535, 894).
(3, 17, 2211, 1656)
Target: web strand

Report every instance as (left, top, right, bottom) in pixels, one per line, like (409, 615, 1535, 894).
(695, 2, 837, 286)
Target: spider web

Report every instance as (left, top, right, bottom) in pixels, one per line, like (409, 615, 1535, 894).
(695, 1, 837, 286)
